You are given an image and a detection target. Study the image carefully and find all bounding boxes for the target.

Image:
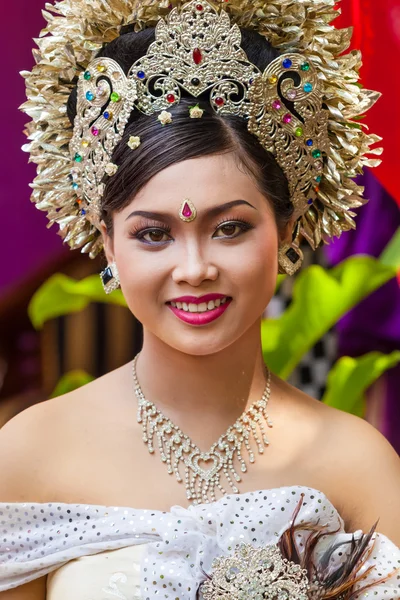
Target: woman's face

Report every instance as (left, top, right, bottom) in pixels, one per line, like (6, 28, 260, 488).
(102, 152, 286, 356)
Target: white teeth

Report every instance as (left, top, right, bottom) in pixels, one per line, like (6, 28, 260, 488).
(172, 297, 230, 313)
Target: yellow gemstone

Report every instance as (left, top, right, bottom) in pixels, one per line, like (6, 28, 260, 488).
(97, 64, 106, 73)
(268, 75, 278, 84)
(81, 140, 90, 148)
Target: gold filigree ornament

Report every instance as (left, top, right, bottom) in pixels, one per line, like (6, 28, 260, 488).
(200, 542, 311, 600)
(20, 0, 383, 259)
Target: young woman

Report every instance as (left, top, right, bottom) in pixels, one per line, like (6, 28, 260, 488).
(1, 1, 399, 598)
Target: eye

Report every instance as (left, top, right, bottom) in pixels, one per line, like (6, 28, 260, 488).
(213, 220, 253, 239)
(143, 229, 170, 243)
(130, 227, 172, 245)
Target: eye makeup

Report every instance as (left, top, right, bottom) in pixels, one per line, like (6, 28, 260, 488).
(128, 215, 255, 246)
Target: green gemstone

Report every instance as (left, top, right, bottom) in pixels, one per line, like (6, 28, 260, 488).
(84, 71, 91, 81)
(312, 149, 322, 159)
(110, 92, 121, 102)
(316, 176, 322, 183)
(295, 127, 303, 137)
(74, 153, 83, 162)
(301, 62, 310, 71)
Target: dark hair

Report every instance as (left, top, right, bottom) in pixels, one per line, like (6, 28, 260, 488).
(67, 27, 294, 237)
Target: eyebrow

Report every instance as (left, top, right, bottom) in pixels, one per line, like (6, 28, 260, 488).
(125, 199, 257, 222)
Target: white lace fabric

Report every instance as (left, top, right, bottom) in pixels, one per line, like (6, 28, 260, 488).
(1, 486, 399, 599)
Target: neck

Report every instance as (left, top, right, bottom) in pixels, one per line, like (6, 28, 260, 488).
(134, 320, 270, 445)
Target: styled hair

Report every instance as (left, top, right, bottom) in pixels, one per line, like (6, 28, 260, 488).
(67, 27, 294, 237)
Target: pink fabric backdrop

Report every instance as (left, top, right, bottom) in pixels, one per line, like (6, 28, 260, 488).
(1, 2, 67, 296)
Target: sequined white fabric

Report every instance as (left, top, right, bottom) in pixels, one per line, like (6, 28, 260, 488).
(0, 486, 399, 599)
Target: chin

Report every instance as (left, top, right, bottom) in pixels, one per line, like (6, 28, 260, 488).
(160, 336, 238, 357)
(152, 318, 259, 358)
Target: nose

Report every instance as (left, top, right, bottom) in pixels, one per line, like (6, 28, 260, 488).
(171, 241, 219, 286)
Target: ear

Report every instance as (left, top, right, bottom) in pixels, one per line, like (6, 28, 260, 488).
(99, 221, 115, 265)
(279, 216, 296, 246)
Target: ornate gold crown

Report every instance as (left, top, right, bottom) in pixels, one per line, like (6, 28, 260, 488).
(20, 0, 383, 259)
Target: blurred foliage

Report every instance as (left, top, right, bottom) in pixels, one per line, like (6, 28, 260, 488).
(379, 226, 400, 268)
(261, 256, 397, 379)
(322, 351, 400, 416)
(29, 273, 127, 329)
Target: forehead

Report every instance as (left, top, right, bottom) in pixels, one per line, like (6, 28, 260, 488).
(129, 153, 262, 210)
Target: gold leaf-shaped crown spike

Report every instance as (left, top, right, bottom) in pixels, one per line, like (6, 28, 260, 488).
(20, 0, 383, 258)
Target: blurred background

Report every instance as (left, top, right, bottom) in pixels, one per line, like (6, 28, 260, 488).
(1, 1, 399, 452)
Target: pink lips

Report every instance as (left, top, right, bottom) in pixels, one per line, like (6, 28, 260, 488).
(169, 293, 227, 305)
(166, 294, 232, 326)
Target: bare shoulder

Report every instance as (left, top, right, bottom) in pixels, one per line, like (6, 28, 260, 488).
(321, 403, 400, 544)
(0, 362, 132, 503)
(277, 377, 400, 543)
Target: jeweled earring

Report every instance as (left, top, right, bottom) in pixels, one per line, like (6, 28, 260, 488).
(278, 242, 304, 276)
(179, 199, 197, 222)
(100, 262, 120, 294)
(278, 225, 304, 276)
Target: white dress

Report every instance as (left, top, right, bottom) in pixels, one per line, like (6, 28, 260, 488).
(0, 486, 399, 599)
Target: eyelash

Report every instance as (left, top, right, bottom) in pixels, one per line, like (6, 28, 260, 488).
(129, 218, 254, 245)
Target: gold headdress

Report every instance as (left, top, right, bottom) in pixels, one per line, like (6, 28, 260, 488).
(20, 0, 382, 260)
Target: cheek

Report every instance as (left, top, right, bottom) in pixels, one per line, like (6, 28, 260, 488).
(232, 232, 278, 313)
(113, 240, 166, 316)
(234, 230, 278, 281)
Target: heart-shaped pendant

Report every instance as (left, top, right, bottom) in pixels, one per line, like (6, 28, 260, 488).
(189, 452, 221, 481)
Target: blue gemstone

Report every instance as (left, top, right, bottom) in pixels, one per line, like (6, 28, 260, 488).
(307, 199, 313, 205)
(304, 83, 313, 93)
(81, 209, 87, 216)
(316, 176, 322, 183)
(86, 91, 94, 101)
(104, 111, 110, 120)
(282, 59, 292, 69)
(137, 70, 146, 79)
(72, 183, 79, 190)
(306, 139, 313, 147)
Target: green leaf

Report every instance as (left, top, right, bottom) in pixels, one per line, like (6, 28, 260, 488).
(275, 274, 287, 293)
(379, 227, 400, 270)
(322, 351, 400, 417)
(50, 370, 95, 398)
(28, 274, 127, 329)
(262, 256, 397, 379)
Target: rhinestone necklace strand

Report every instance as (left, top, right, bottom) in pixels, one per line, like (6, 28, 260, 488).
(133, 353, 273, 505)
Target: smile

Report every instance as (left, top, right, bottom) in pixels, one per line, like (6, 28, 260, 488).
(166, 295, 232, 326)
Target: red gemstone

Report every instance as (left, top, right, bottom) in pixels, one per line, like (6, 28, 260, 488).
(167, 94, 175, 103)
(196, 3, 203, 10)
(193, 48, 203, 65)
(182, 203, 193, 218)
(215, 97, 224, 107)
